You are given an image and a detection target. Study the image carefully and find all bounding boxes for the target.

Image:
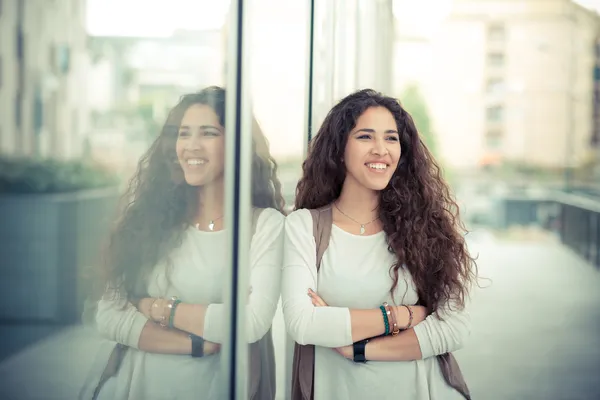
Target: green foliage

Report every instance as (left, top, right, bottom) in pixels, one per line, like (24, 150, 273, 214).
(399, 85, 437, 157)
(0, 156, 119, 194)
(398, 85, 458, 186)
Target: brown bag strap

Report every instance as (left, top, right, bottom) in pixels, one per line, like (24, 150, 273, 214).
(291, 206, 333, 400)
(90, 344, 128, 400)
(439, 353, 471, 399)
(251, 207, 264, 238)
(249, 207, 275, 400)
(309, 206, 333, 272)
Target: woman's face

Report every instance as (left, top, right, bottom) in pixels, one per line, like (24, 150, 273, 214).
(175, 104, 225, 187)
(343, 106, 401, 191)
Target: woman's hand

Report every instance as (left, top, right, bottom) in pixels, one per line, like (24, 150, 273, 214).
(203, 340, 222, 355)
(333, 345, 353, 359)
(136, 297, 154, 319)
(308, 288, 328, 307)
(308, 289, 354, 357)
(137, 297, 169, 325)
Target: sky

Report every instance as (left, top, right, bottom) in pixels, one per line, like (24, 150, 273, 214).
(86, 0, 453, 38)
(86, 0, 600, 37)
(86, 0, 230, 36)
(576, 0, 600, 12)
(85, 0, 600, 158)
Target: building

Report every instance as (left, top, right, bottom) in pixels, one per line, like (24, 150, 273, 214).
(425, 0, 600, 171)
(87, 29, 223, 125)
(0, 0, 89, 159)
(83, 30, 223, 175)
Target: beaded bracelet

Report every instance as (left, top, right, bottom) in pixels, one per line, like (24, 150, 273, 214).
(383, 302, 400, 336)
(379, 305, 390, 335)
(167, 296, 182, 329)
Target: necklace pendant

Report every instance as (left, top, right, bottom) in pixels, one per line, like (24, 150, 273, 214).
(360, 225, 366, 235)
(208, 221, 215, 231)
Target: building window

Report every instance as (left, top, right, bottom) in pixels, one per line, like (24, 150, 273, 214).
(49, 45, 56, 71)
(488, 23, 505, 42)
(487, 52, 505, 67)
(16, 28, 24, 60)
(58, 46, 71, 74)
(485, 130, 503, 149)
(72, 110, 78, 136)
(486, 105, 504, 122)
(15, 93, 22, 128)
(486, 78, 504, 94)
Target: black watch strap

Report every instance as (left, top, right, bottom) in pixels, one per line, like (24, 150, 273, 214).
(353, 339, 369, 363)
(190, 334, 205, 358)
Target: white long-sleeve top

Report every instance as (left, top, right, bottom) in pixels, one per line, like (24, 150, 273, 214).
(93, 207, 284, 400)
(282, 209, 470, 400)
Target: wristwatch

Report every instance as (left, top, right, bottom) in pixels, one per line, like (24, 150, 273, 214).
(353, 339, 369, 363)
(189, 333, 205, 358)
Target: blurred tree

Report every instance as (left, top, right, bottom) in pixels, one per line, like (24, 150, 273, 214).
(399, 84, 437, 157)
(398, 84, 458, 186)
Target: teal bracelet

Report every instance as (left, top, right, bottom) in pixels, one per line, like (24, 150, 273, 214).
(168, 297, 182, 329)
(379, 305, 390, 335)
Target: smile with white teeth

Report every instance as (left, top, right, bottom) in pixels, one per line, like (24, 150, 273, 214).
(187, 159, 206, 166)
(366, 163, 387, 170)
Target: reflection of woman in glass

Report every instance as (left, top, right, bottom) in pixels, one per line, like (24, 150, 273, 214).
(283, 89, 477, 399)
(91, 86, 284, 400)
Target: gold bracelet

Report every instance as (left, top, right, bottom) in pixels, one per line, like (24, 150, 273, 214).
(383, 302, 400, 336)
(402, 305, 414, 330)
(150, 297, 168, 327)
(150, 298, 160, 320)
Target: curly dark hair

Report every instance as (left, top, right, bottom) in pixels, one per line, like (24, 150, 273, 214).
(295, 88, 477, 313)
(97, 86, 285, 301)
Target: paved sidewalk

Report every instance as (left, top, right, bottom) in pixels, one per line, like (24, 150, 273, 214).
(0, 236, 598, 399)
(457, 238, 600, 400)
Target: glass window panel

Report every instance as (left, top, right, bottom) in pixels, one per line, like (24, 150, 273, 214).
(240, 1, 311, 399)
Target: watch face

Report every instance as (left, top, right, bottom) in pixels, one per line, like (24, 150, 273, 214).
(353, 339, 369, 363)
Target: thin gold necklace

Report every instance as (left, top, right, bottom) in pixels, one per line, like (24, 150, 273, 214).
(333, 202, 379, 235)
(194, 215, 224, 231)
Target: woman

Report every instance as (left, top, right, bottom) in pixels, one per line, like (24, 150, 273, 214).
(282, 89, 477, 399)
(89, 86, 285, 400)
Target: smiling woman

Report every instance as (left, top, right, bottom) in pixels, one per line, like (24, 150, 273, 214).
(175, 100, 227, 229)
(84, 86, 285, 400)
(283, 88, 478, 400)
(343, 106, 402, 195)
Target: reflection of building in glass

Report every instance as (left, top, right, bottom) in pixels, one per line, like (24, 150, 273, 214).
(86, 29, 223, 173)
(88, 30, 223, 121)
(0, 0, 89, 159)
(593, 36, 600, 149)
(426, 0, 600, 171)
